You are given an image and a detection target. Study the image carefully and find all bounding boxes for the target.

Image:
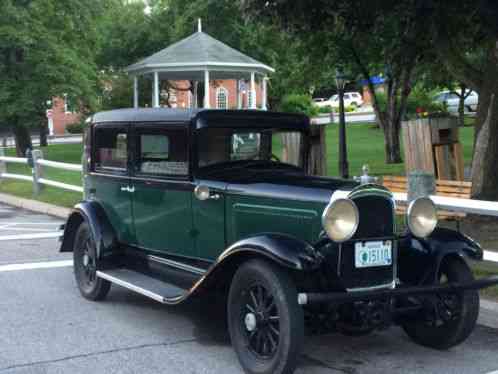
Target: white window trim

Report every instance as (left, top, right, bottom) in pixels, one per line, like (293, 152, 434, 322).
(216, 86, 229, 109)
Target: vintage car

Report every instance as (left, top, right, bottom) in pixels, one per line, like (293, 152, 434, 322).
(61, 108, 498, 374)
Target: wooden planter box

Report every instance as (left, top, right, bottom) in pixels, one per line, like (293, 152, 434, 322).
(402, 117, 464, 180)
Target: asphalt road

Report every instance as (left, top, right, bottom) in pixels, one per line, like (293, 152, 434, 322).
(0, 203, 497, 374)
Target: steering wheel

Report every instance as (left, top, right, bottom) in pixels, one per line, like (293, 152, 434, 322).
(271, 153, 281, 162)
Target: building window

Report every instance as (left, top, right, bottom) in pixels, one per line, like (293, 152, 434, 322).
(216, 87, 228, 109)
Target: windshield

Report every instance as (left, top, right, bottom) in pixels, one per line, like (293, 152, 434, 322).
(197, 128, 306, 169)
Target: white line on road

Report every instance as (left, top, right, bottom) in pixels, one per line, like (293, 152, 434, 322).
(0, 260, 73, 272)
(484, 250, 498, 263)
(0, 232, 62, 241)
(0, 222, 62, 225)
(0, 227, 58, 232)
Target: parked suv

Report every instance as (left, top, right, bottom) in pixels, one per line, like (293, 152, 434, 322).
(314, 92, 364, 109)
(61, 108, 497, 374)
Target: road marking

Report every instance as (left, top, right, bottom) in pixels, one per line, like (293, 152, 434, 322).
(483, 250, 498, 263)
(0, 260, 73, 272)
(0, 222, 62, 225)
(0, 227, 58, 232)
(0, 232, 62, 241)
(485, 371, 498, 374)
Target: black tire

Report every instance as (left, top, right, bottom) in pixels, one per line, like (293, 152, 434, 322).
(402, 257, 479, 349)
(228, 259, 304, 374)
(73, 222, 111, 301)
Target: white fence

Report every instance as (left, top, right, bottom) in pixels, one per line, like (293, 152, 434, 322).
(0, 148, 83, 194)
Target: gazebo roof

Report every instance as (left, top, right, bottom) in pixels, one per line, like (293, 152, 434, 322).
(125, 30, 274, 79)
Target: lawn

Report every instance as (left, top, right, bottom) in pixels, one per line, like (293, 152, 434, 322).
(0, 124, 475, 207)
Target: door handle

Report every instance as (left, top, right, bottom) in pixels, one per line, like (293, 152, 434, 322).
(120, 186, 135, 193)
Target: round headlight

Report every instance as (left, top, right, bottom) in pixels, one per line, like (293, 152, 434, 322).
(407, 197, 438, 238)
(322, 198, 359, 242)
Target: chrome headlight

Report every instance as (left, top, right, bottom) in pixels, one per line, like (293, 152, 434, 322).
(407, 197, 438, 238)
(322, 198, 359, 242)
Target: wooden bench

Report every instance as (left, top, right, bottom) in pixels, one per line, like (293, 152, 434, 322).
(382, 175, 472, 229)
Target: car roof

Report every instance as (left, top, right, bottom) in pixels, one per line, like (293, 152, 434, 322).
(90, 108, 310, 132)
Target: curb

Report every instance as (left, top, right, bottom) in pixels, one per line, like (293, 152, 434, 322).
(0, 193, 71, 219)
(479, 299, 498, 329)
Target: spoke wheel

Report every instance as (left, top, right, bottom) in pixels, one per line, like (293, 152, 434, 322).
(228, 259, 304, 374)
(73, 222, 111, 301)
(243, 283, 280, 359)
(402, 257, 479, 349)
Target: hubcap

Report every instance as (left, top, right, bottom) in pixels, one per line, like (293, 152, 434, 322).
(245, 313, 257, 332)
(83, 254, 89, 267)
(242, 283, 280, 359)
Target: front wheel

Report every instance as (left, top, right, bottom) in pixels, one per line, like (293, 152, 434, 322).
(402, 257, 479, 349)
(73, 222, 111, 301)
(228, 259, 304, 374)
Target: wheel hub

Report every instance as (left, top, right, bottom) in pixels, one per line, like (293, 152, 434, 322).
(244, 313, 257, 332)
(83, 254, 90, 267)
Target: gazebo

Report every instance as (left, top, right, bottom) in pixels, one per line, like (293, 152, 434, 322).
(125, 20, 274, 110)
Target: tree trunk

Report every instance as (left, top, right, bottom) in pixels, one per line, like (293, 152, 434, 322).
(382, 117, 402, 164)
(39, 122, 48, 147)
(457, 87, 466, 128)
(470, 88, 498, 200)
(13, 122, 32, 157)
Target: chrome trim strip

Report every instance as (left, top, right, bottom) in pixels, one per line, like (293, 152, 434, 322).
(346, 280, 396, 293)
(148, 255, 206, 276)
(96, 270, 166, 303)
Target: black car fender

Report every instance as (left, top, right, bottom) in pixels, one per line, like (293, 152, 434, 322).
(192, 233, 323, 294)
(398, 227, 483, 285)
(60, 200, 117, 261)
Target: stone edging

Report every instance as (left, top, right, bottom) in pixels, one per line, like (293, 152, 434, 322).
(0, 192, 71, 218)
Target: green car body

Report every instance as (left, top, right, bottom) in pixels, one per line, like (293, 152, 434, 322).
(61, 108, 498, 374)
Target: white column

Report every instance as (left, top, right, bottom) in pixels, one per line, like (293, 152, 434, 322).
(204, 70, 210, 108)
(133, 76, 139, 108)
(193, 81, 198, 108)
(236, 80, 241, 109)
(250, 72, 256, 109)
(153, 71, 159, 108)
(262, 76, 268, 111)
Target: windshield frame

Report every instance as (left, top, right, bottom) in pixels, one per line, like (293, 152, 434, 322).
(192, 127, 310, 177)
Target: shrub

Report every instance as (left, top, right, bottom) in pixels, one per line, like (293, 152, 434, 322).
(373, 88, 448, 120)
(66, 120, 85, 134)
(280, 94, 319, 117)
(318, 105, 333, 114)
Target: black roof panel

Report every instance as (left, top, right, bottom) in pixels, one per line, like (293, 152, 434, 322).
(91, 108, 310, 132)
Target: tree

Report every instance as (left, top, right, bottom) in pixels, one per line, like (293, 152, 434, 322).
(428, 1, 498, 199)
(0, 0, 102, 155)
(242, 0, 435, 164)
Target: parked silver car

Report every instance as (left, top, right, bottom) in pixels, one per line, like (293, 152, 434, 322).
(433, 90, 478, 113)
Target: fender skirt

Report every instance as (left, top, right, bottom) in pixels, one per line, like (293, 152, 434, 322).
(59, 201, 117, 261)
(398, 227, 483, 285)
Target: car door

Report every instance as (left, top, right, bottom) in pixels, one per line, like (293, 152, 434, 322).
(90, 124, 134, 243)
(130, 124, 195, 257)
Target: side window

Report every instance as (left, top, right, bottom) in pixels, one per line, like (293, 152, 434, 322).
(94, 127, 128, 173)
(135, 127, 188, 177)
(344, 94, 351, 100)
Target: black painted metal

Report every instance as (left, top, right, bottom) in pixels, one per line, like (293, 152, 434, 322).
(304, 275, 498, 305)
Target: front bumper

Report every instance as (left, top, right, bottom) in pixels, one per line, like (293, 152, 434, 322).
(298, 275, 498, 305)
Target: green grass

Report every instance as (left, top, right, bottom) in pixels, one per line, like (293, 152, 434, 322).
(0, 123, 475, 208)
(0, 143, 83, 208)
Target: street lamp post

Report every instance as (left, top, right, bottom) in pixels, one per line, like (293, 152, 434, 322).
(335, 69, 349, 179)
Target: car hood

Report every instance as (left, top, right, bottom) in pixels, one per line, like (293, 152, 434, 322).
(225, 173, 359, 204)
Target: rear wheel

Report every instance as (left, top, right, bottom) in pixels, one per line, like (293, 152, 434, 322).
(73, 222, 111, 301)
(228, 259, 304, 374)
(402, 257, 479, 349)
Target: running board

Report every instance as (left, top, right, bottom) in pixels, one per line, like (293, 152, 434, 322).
(97, 268, 188, 304)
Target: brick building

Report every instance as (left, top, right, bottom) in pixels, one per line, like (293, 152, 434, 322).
(48, 96, 81, 136)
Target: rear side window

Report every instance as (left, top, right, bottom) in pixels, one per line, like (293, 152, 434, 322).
(94, 126, 128, 173)
(135, 127, 188, 177)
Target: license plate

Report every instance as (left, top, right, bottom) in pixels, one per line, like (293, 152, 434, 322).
(354, 241, 392, 268)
